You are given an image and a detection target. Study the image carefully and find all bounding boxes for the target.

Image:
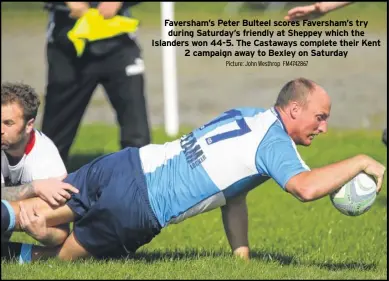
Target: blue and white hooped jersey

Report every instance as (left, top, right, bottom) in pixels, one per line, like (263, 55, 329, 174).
(139, 107, 310, 227)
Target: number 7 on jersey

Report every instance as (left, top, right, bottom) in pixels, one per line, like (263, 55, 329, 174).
(200, 109, 251, 145)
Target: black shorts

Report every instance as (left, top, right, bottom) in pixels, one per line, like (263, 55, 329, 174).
(63, 148, 161, 259)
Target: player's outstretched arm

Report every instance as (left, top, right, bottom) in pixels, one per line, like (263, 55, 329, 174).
(221, 192, 250, 260)
(286, 154, 385, 202)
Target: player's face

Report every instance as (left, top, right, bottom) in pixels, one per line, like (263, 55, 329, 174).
(295, 90, 331, 146)
(1, 102, 34, 151)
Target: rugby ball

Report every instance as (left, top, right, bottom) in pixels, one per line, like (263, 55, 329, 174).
(330, 172, 377, 216)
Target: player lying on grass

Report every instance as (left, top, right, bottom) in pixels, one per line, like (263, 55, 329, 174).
(1, 77, 386, 263)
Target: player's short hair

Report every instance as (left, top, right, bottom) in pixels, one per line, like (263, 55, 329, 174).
(1, 82, 41, 122)
(275, 78, 317, 108)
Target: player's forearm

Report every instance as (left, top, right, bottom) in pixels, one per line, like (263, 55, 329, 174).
(221, 195, 249, 259)
(36, 224, 70, 247)
(317, 2, 353, 14)
(1, 183, 36, 201)
(288, 154, 368, 202)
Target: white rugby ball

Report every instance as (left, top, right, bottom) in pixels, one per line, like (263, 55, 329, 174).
(330, 172, 377, 216)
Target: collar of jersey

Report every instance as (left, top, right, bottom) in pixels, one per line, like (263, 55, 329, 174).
(25, 130, 36, 155)
(270, 107, 288, 134)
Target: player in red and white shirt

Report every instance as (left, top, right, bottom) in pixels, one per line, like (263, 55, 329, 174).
(1, 82, 77, 246)
(1, 129, 67, 188)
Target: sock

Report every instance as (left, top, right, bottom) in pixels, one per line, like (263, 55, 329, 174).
(1, 200, 15, 235)
(1, 241, 22, 262)
(19, 243, 33, 264)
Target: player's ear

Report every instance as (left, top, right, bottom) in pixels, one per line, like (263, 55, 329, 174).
(290, 102, 300, 119)
(25, 118, 35, 134)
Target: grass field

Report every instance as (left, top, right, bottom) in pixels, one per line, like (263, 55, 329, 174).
(1, 124, 387, 279)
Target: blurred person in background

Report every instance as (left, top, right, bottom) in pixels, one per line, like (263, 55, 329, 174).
(1, 82, 77, 247)
(41, 2, 151, 165)
(284, 2, 387, 147)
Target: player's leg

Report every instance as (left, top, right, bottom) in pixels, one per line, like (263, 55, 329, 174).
(58, 230, 145, 261)
(41, 42, 98, 164)
(2, 197, 125, 262)
(2, 195, 91, 262)
(1, 232, 91, 263)
(56, 231, 92, 261)
(1, 230, 118, 263)
(101, 36, 151, 149)
(59, 148, 162, 260)
(2, 144, 111, 237)
(1, 159, 103, 262)
(1, 241, 61, 263)
(7, 197, 76, 231)
(1, 197, 76, 263)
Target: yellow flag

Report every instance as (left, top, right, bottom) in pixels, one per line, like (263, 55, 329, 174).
(67, 8, 139, 57)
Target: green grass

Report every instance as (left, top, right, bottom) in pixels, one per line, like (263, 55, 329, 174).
(1, 2, 387, 32)
(2, 124, 387, 279)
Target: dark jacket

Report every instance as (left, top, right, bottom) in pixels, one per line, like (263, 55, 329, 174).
(44, 2, 141, 57)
